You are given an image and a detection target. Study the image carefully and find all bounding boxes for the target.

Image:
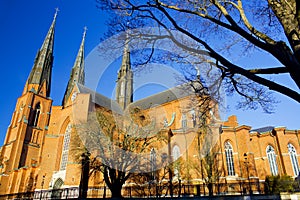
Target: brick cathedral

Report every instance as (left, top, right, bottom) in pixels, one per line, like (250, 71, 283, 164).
(0, 12, 300, 197)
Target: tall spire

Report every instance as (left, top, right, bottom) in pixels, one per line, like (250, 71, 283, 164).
(24, 8, 58, 97)
(62, 27, 86, 106)
(116, 36, 133, 110)
(120, 39, 131, 73)
(72, 26, 86, 85)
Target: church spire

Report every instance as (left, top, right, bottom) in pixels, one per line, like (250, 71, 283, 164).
(62, 27, 86, 106)
(116, 37, 133, 110)
(23, 8, 58, 97)
(120, 40, 131, 73)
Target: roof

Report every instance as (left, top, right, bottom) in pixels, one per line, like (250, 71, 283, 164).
(76, 80, 203, 113)
(76, 83, 123, 114)
(129, 82, 202, 110)
(251, 126, 274, 134)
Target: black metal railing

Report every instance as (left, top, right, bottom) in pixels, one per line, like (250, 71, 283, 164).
(0, 181, 297, 199)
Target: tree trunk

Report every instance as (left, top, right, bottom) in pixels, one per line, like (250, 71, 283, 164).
(109, 184, 123, 198)
(79, 153, 90, 199)
(208, 182, 213, 196)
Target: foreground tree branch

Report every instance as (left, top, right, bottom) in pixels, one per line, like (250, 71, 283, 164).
(96, 0, 300, 108)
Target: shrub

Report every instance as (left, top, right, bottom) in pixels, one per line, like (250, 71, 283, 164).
(264, 175, 295, 194)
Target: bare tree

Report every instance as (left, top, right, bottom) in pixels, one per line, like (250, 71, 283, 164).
(96, 0, 300, 112)
(192, 126, 223, 196)
(73, 108, 166, 198)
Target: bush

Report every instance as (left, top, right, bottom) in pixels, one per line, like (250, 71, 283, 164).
(264, 175, 295, 194)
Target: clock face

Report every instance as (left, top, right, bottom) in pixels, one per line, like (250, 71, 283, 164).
(71, 92, 77, 102)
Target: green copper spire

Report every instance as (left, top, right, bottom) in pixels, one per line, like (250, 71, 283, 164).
(120, 40, 131, 73)
(62, 27, 87, 106)
(116, 37, 133, 110)
(25, 8, 58, 97)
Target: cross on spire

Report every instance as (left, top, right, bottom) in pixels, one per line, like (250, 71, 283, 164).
(83, 26, 88, 38)
(54, 7, 60, 20)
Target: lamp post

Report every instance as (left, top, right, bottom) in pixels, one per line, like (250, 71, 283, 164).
(243, 153, 252, 195)
(168, 129, 173, 197)
(40, 174, 46, 200)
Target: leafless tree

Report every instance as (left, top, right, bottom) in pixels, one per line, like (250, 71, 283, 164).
(192, 125, 224, 196)
(96, 0, 300, 112)
(73, 108, 166, 198)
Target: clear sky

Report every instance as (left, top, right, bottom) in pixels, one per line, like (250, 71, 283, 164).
(0, 1, 299, 145)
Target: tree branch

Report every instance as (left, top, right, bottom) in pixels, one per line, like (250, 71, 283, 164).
(154, 4, 300, 102)
(248, 66, 288, 74)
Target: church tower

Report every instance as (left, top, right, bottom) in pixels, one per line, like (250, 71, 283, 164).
(0, 11, 57, 194)
(115, 40, 133, 110)
(62, 27, 86, 107)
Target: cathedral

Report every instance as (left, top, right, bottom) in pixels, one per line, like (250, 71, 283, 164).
(0, 12, 300, 198)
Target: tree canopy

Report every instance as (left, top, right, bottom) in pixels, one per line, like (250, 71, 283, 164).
(73, 108, 166, 198)
(96, 0, 300, 112)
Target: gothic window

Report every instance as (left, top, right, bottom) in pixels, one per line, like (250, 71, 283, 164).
(150, 148, 156, 180)
(266, 145, 278, 175)
(31, 131, 36, 143)
(35, 132, 39, 143)
(60, 124, 72, 171)
(172, 145, 180, 177)
(181, 114, 187, 128)
(53, 178, 64, 189)
(190, 109, 196, 127)
(225, 141, 235, 176)
(288, 143, 299, 176)
(51, 178, 64, 199)
(29, 103, 41, 127)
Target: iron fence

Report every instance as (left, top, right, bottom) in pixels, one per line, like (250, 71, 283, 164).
(0, 181, 297, 199)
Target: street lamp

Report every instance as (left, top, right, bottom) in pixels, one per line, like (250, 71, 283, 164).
(168, 129, 173, 198)
(40, 174, 46, 200)
(243, 153, 252, 195)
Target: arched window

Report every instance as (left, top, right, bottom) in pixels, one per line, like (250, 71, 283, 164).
(31, 131, 38, 144)
(288, 143, 299, 176)
(60, 124, 72, 170)
(172, 145, 180, 177)
(35, 132, 39, 144)
(225, 141, 235, 176)
(266, 145, 278, 175)
(150, 148, 156, 180)
(53, 178, 64, 189)
(51, 178, 64, 198)
(29, 103, 41, 127)
(181, 114, 187, 128)
(172, 145, 180, 160)
(190, 109, 196, 128)
(33, 103, 41, 127)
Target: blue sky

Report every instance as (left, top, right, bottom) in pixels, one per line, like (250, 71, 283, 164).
(0, 1, 299, 145)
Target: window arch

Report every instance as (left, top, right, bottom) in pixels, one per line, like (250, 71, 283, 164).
(33, 103, 41, 127)
(60, 124, 72, 170)
(225, 141, 235, 176)
(172, 145, 181, 177)
(29, 103, 41, 127)
(266, 145, 278, 175)
(288, 143, 299, 176)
